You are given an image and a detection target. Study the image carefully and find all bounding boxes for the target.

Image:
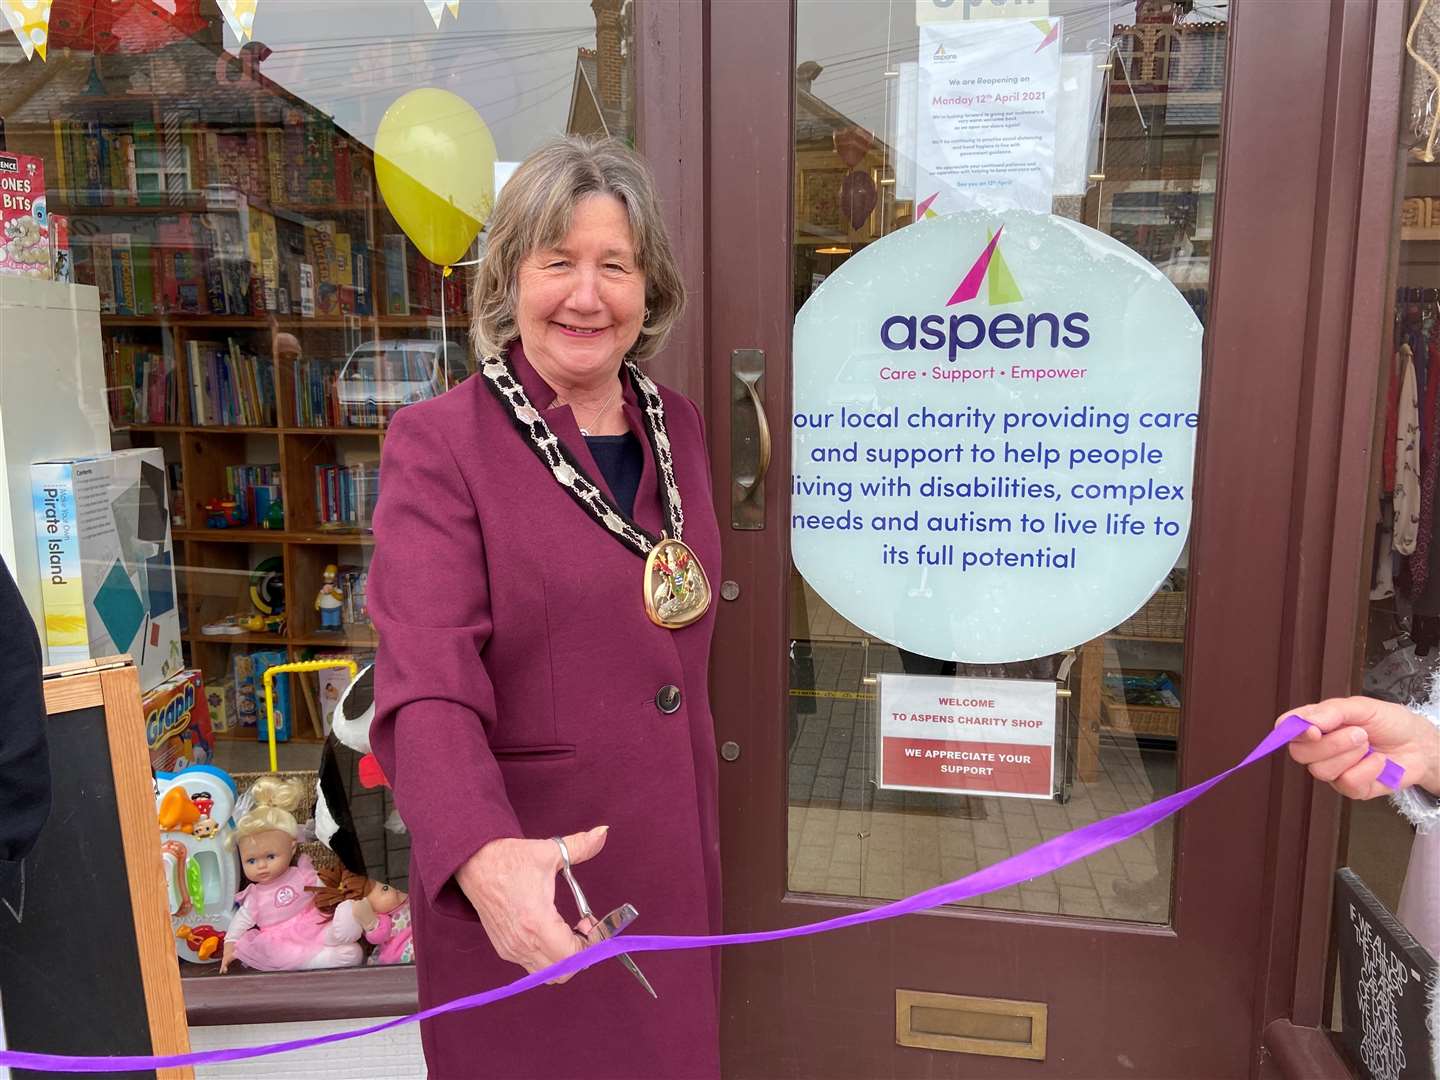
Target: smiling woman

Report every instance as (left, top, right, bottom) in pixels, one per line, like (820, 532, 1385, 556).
(367, 136, 723, 1079)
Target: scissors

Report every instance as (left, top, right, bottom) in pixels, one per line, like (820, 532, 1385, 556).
(552, 836, 657, 999)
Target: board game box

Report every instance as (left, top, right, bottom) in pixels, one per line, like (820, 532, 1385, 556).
(143, 670, 214, 773)
(31, 447, 183, 692)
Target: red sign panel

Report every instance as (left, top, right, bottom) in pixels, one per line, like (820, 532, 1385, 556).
(881, 737, 1052, 795)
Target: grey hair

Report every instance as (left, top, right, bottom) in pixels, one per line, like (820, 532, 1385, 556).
(470, 135, 686, 363)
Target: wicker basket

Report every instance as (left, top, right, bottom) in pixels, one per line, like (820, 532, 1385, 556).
(1100, 669, 1181, 739)
(1111, 590, 1186, 640)
(231, 769, 339, 872)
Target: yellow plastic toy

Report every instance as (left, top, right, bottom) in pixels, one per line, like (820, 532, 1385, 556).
(263, 658, 359, 772)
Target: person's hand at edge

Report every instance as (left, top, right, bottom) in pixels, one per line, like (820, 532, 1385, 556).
(455, 825, 608, 983)
(1278, 696, 1440, 800)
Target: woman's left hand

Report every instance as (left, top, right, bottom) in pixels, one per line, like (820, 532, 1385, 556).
(1278, 697, 1440, 799)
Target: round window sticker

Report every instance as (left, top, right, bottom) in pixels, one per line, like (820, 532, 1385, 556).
(792, 211, 1202, 663)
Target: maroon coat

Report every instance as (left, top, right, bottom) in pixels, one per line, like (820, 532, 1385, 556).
(369, 344, 722, 1079)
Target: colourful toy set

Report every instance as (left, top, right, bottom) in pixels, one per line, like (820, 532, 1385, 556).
(143, 670, 214, 774)
(155, 765, 240, 964)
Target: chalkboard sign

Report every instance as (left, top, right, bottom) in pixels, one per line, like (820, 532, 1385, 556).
(1335, 866, 1439, 1080)
(0, 658, 190, 1080)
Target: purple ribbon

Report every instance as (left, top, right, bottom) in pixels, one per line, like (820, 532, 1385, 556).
(0, 714, 1401, 1074)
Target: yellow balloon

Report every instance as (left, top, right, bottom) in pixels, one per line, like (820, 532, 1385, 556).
(374, 88, 497, 267)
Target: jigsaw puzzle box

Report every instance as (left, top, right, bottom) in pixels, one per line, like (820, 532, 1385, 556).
(32, 447, 183, 692)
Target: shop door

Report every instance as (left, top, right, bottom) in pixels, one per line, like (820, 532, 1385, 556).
(704, 1, 1344, 1076)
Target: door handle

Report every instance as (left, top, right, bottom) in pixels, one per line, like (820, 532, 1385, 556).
(731, 348, 770, 530)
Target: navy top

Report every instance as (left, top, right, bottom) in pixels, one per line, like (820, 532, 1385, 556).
(585, 433, 643, 519)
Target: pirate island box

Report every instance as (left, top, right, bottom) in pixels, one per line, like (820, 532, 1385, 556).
(0, 152, 51, 280)
(32, 447, 183, 692)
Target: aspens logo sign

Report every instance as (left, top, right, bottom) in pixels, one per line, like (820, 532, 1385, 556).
(879, 225, 1090, 364)
(792, 210, 1202, 663)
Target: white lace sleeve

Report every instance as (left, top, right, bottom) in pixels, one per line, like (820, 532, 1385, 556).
(1398, 684, 1440, 832)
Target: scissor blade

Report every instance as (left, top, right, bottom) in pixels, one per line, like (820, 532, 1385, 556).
(618, 953, 658, 999)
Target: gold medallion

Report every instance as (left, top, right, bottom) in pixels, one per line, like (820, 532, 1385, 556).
(643, 538, 712, 629)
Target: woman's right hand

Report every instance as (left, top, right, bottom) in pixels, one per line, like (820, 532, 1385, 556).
(455, 825, 608, 982)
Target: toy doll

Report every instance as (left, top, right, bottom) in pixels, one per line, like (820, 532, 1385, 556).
(315, 564, 345, 630)
(219, 776, 365, 973)
(308, 865, 414, 965)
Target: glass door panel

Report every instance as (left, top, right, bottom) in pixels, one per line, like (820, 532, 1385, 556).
(786, 0, 1226, 924)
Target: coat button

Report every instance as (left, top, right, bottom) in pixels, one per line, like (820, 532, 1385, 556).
(656, 685, 682, 714)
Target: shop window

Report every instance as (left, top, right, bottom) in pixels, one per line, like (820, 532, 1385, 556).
(0, 0, 631, 1014)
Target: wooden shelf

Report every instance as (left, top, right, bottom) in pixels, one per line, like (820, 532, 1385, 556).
(285, 531, 376, 546)
(283, 426, 386, 437)
(176, 528, 374, 545)
(130, 424, 279, 434)
(176, 528, 289, 544)
(184, 630, 375, 647)
(291, 631, 377, 647)
(185, 631, 287, 646)
(1402, 226, 1440, 241)
(53, 198, 374, 218)
(102, 314, 451, 330)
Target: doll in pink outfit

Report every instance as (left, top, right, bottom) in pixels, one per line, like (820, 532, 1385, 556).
(308, 866, 414, 965)
(218, 776, 365, 974)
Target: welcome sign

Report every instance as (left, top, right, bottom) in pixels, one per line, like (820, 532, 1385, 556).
(791, 211, 1202, 662)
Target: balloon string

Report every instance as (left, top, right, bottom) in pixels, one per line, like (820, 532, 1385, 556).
(438, 256, 481, 391)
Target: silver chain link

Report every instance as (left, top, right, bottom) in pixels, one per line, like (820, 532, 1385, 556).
(481, 356, 685, 556)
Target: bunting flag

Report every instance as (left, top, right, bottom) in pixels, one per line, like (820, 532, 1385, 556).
(0, 0, 54, 61)
(216, 0, 256, 42)
(424, 0, 459, 28)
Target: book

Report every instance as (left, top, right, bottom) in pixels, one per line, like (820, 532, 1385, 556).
(104, 341, 177, 427)
(299, 262, 315, 317)
(111, 233, 136, 314)
(383, 234, 409, 315)
(312, 461, 381, 528)
(314, 652, 373, 733)
(186, 340, 275, 427)
(0, 152, 50, 279)
(31, 448, 183, 693)
(92, 235, 117, 312)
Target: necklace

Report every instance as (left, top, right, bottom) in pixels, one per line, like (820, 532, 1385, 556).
(482, 354, 712, 629)
(549, 382, 620, 437)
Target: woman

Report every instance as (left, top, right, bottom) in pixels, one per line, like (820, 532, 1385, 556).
(369, 136, 721, 1079)
(1280, 692, 1440, 961)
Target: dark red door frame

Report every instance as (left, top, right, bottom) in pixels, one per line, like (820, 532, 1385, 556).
(1253, 0, 1408, 1073)
(638, 0, 1413, 1075)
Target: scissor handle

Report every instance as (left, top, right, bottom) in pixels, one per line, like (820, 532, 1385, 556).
(552, 836, 595, 920)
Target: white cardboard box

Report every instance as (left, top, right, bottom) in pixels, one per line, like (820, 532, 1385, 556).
(31, 447, 183, 692)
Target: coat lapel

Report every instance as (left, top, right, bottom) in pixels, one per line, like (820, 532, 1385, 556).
(507, 343, 663, 535)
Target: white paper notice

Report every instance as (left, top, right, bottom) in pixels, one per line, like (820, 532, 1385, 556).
(916, 18, 1062, 214)
(877, 674, 1056, 798)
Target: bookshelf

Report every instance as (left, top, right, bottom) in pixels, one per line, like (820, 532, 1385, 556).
(32, 63, 474, 739)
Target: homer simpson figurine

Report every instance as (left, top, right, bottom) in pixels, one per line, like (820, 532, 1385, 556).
(315, 565, 345, 631)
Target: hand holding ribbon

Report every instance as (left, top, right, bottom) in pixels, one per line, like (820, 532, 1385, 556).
(1280, 697, 1440, 799)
